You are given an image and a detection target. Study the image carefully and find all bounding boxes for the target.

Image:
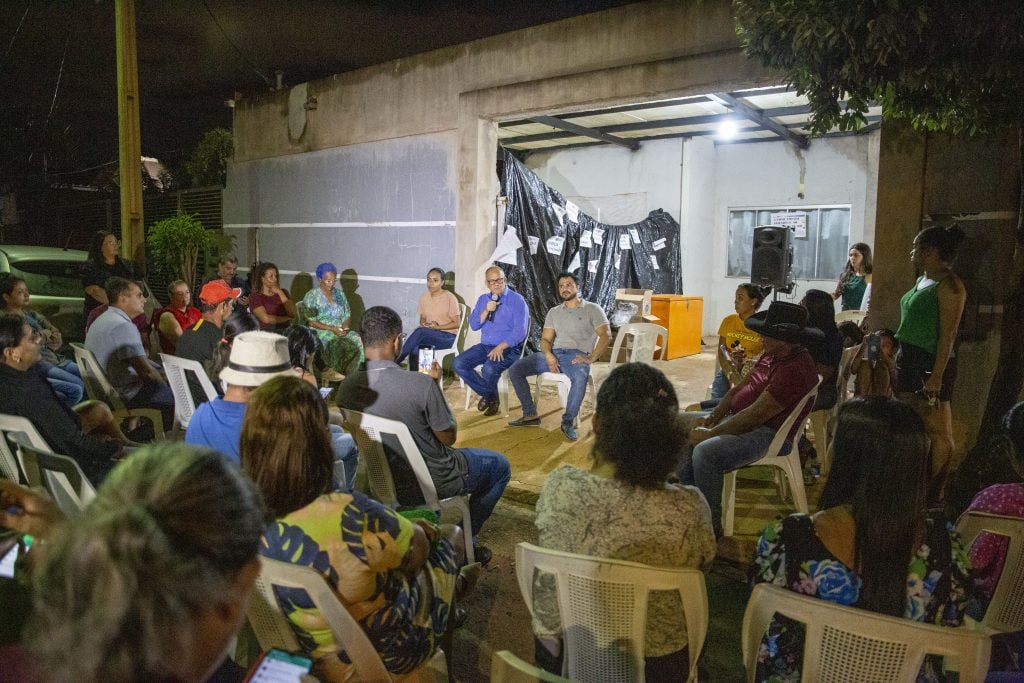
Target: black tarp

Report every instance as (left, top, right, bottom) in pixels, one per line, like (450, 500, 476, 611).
(500, 153, 682, 347)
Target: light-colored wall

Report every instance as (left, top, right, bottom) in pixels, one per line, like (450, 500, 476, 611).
(522, 133, 880, 333)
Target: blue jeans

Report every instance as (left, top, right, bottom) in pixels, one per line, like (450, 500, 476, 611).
(709, 368, 730, 401)
(508, 349, 590, 426)
(397, 327, 456, 369)
(679, 423, 784, 537)
(330, 425, 360, 491)
(40, 361, 85, 408)
(453, 343, 522, 401)
(460, 447, 511, 540)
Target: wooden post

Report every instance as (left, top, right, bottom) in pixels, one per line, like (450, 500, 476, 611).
(114, 0, 145, 264)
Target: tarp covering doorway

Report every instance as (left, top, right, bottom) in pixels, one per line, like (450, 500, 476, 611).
(498, 153, 682, 346)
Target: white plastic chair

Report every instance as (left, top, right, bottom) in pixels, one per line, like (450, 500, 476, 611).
(515, 542, 707, 683)
(588, 323, 668, 391)
(342, 409, 475, 564)
(0, 413, 51, 486)
(463, 335, 529, 418)
(742, 583, 991, 683)
(434, 303, 470, 387)
(835, 309, 866, 326)
(248, 556, 451, 683)
(956, 510, 1024, 633)
(70, 343, 165, 440)
(17, 443, 96, 518)
(491, 650, 571, 683)
(721, 380, 819, 537)
(159, 353, 218, 432)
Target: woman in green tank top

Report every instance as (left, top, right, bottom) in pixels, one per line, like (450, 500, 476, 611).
(832, 242, 873, 311)
(895, 225, 967, 502)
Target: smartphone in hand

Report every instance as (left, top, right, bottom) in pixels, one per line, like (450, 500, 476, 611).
(418, 346, 435, 374)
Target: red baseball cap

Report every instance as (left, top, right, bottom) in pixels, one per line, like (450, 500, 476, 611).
(199, 280, 242, 305)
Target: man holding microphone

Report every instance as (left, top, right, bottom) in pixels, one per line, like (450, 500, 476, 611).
(454, 265, 530, 416)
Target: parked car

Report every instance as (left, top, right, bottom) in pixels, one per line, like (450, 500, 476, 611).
(0, 245, 158, 342)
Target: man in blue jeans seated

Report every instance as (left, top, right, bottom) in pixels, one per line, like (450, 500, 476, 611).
(336, 306, 511, 564)
(678, 301, 820, 537)
(453, 265, 529, 416)
(506, 271, 610, 441)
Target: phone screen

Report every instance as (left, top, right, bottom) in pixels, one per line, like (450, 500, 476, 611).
(418, 346, 434, 374)
(0, 538, 20, 579)
(246, 649, 312, 683)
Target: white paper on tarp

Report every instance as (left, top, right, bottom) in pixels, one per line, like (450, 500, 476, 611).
(770, 212, 807, 239)
(546, 235, 565, 256)
(614, 253, 621, 270)
(552, 204, 566, 228)
(593, 227, 605, 245)
(629, 228, 640, 244)
(618, 233, 632, 250)
(488, 226, 523, 266)
(588, 259, 599, 274)
(527, 236, 540, 255)
(565, 201, 580, 223)
(580, 230, 593, 248)
(650, 255, 660, 270)
(568, 251, 581, 272)
(652, 237, 667, 251)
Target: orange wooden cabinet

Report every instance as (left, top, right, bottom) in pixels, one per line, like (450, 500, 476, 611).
(651, 295, 703, 359)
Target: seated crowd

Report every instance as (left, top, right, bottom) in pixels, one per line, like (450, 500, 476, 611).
(1, 232, 1022, 681)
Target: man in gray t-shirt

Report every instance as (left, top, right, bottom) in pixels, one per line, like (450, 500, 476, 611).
(336, 306, 510, 557)
(507, 272, 610, 441)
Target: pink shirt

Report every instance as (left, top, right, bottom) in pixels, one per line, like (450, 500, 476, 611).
(417, 290, 459, 329)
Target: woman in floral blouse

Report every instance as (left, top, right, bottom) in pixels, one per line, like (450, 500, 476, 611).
(753, 396, 970, 683)
(240, 375, 463, 681)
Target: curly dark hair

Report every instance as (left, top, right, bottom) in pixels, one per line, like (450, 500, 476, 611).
(593, 362, 682, 488)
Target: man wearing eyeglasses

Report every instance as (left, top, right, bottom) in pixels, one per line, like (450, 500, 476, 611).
(453, 265, 529, 416)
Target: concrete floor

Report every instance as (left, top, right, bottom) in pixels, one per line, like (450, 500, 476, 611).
(442, 343, 827, 680)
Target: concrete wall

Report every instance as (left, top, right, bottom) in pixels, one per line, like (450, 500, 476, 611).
(228, 0, 770, 313)
(522, 133, 880, 333)
(223, 132, 457, 330)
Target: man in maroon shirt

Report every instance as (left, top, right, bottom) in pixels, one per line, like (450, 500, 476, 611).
(680, 301, 822, 537)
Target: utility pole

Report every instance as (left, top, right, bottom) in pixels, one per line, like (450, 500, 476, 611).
(114, 0, 144, 264)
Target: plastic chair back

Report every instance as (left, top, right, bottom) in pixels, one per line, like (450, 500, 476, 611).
(70, 343, 165, 440)
(491, 650, 571, 683)
(435, 302, 470, 386)
(742, 583, 991, 682)
(160, 353, 218, 429)
(250, 556, 393, 682)
(70, 342, 128, 411)
(835, 309, 866, 326)
(722, 379, 819, 536)
(956, 510, 1024, 632)
(0, 413, 52, 486)
(18, 444, 96, 518)
(342, 409, 475, 564)
(0, 431, 22, 483)
(515, 542, 707, 683)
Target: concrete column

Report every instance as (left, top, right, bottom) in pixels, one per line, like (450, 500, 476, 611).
(455, 112, 499, 327)
(869, 122, 927, 331)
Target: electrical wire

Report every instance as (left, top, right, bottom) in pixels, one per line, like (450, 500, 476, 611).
(2, 2, 30, 64)
(200, 0, 273, 88)
(46, 32, 69, 123)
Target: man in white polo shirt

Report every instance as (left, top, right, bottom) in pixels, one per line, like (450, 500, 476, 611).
(84, 276, 174, 431)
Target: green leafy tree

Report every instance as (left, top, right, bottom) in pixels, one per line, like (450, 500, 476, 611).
(734, 0, 1024, 432)
(146, 212, 217, 291)
(182, 128, 233, 188)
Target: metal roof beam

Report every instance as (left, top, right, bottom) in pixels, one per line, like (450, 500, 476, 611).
(527, 115, 639, 151)
(711, 92, 809, 150)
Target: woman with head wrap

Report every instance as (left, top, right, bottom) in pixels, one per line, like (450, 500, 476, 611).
(300, 262, 364, 377)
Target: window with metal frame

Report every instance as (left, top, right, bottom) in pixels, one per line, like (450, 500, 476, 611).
(727, 206, 852, 280)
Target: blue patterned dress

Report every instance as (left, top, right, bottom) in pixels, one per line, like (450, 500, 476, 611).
(260, 491, 460, 681)
(752, 513, 970, 683)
